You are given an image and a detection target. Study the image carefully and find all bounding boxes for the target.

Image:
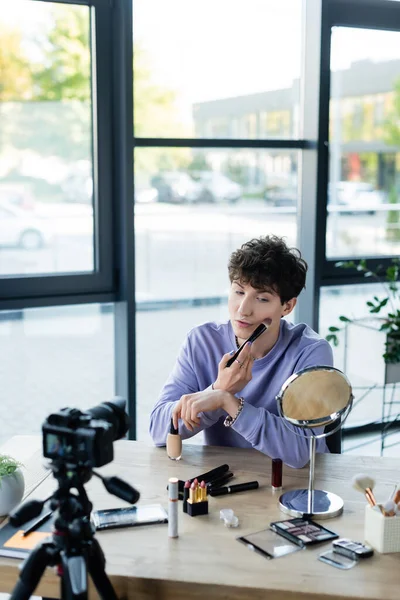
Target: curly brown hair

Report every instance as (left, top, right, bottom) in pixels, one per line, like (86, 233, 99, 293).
(228, 236, 307, 304)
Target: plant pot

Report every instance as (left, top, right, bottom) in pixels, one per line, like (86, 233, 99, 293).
(0, 468, 25, 517)
(346, 319, 400, 385)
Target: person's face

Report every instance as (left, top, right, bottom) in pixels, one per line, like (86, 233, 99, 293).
(228, 279, 296, 341)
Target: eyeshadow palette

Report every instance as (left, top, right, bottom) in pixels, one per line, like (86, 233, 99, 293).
(269, 517, 338, 547)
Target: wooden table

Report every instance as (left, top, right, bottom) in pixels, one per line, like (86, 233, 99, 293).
(0, 436, 399, 600)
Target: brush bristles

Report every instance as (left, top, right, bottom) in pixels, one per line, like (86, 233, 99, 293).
(352, 473, 375, 493)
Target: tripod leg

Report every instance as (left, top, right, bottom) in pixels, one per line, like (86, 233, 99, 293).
(87, 538, 119, 600)
(10, 542, 57, 600)
(61, 554, 88, 600)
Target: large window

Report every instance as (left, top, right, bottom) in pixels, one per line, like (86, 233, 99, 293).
(317, 0, 400, 452)
(0, 0, 129, 445)
(2, 0, 399, 453)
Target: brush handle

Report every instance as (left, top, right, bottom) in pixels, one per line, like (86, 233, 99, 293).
(365, 488, 376, 507)
(225, 324, 267, 368)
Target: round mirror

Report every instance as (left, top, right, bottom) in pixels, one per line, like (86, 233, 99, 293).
(276, 366, 353, 519)
(278, 366, 352, 427)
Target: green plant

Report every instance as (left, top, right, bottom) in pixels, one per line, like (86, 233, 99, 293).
(0, 455, 23, 484)
(326, 258, 400, 363)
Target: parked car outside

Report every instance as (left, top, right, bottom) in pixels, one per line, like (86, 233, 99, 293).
(328, 181, 386, 214)
(151, 172, 205, 204)
(135, 186, 158, 204)
(193, 171, 242, 203)
(0, 203, 54, 249)
(264, 185, 297, 207)
(0, 184, 36, 211)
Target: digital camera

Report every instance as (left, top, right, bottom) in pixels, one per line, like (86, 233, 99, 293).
(42, 398, 130, 468)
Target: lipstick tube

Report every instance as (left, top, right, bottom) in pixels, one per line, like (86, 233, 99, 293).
(208, 481, 259, 497)
(182, 480, 190, 513)
(271, 458, 283, 492)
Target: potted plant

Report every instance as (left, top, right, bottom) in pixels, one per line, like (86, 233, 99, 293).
(0, 455, 24, 517)
(326, 258, 400, 384)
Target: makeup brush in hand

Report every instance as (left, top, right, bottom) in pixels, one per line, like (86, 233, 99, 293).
(352, 473, 377, 508)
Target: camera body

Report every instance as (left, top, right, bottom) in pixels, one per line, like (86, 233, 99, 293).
(43, 407, 115, 468)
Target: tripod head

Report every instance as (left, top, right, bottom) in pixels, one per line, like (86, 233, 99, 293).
(9, 397, 140, 600)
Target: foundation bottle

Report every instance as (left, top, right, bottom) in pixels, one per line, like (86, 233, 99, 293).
(167, 418, 182, 461)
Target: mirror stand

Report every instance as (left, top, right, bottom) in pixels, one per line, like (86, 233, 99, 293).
(278, 437, 344, 519)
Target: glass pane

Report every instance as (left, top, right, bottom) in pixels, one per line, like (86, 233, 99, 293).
(0, 304, 114, 447)
(136, 304, 224, 443)
(319, 284, 390, 432)
(0, 1, 94, 277)
(134, 148, 299, 301)
(327, 27, 400, 258)
(133, 0, 302, 139)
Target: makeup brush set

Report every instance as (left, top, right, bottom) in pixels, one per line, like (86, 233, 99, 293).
(352, 473, 400, 554)
(352, 473, 400, 516)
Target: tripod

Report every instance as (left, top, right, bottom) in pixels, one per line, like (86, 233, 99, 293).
(10, 462, 136, 600)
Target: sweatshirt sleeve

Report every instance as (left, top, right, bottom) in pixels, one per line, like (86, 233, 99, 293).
(232, 340, 334, 469)
(149, 332, 224, 446)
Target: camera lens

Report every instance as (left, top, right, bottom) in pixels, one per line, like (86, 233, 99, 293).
(87, 397, 130, 441)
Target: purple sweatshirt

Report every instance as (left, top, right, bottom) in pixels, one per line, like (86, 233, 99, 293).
(149, 319, 334, 468)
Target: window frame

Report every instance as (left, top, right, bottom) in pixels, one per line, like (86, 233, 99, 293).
(0, 0, 136, 438)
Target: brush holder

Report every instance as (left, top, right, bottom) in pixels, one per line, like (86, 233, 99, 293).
(364, 505, 400, 553)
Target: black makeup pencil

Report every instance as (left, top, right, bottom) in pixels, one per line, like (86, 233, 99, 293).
(209, 481, 259, 496)
(206, 471, 234, 489)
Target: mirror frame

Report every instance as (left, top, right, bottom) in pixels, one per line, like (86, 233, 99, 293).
(276, 365, 353, 430)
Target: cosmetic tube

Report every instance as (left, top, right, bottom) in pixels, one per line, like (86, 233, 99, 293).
(206, 472, 234, 490)
(166, 418, 182, 461)
(271, 458, 283, 492)
(209, 481, 259, 497)
(168, 477, 179, 538)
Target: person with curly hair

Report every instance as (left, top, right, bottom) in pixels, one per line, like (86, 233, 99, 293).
(149, 235, 333, 468)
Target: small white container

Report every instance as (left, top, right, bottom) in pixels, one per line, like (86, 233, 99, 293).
(364, 505, 400, 553)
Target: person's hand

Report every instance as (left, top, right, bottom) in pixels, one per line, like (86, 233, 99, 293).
(213, 341, 254, 395)
(172, 389, 230, 431)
